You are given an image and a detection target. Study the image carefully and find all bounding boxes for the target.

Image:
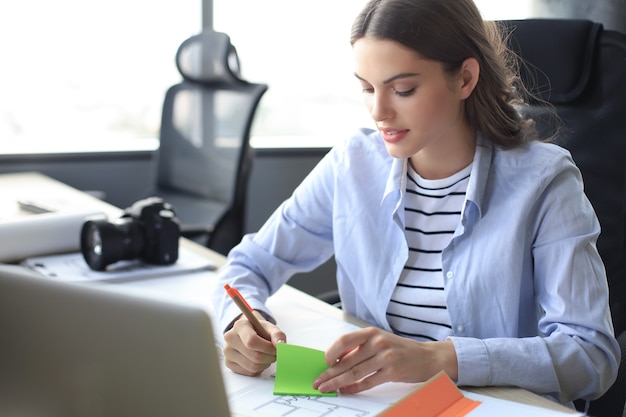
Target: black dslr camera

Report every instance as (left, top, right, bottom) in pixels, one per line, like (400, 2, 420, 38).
(80, 197, 180, 271)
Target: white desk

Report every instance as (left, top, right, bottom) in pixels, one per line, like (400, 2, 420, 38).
(0, 171, 578, 415)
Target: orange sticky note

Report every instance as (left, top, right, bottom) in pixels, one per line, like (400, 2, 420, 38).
(379, 372, 480, 417)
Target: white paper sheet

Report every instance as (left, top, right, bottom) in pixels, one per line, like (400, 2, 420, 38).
(22, 246, 216, 282)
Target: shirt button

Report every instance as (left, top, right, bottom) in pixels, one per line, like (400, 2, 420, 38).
(456, 325, 464, 333)
(446, 271, 454, 279)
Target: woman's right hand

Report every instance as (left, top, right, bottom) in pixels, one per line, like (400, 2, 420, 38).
(223, 311, 287, 376)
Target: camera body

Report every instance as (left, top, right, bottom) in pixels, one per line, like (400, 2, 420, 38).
(80, 197, 180, 271)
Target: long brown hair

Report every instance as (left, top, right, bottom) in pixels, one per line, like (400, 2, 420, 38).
(351, 0, 540, 148)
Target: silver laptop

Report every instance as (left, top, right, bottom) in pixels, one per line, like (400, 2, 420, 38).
(0, 263, 231, 417)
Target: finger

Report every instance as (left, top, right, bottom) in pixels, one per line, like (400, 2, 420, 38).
(316, 353, 381, 394)
(224, 354, 270, 376)
(249, 310, 287, 345)
(269, 328, 287, 345)
(232, 318, 277, 356)
(223, 341, 274, 375)
(327, 344, 369, 376)
(319, 331, 380, 381)
(324, 328, 376, 366)
(236, 335, 277, 364)
(336, 369, 390, 395)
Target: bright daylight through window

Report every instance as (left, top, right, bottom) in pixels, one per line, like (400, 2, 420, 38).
(0, 1, 200, 154)
(0, 1, 531, 154)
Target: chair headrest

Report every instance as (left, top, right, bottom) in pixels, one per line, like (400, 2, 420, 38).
(501, 19, 603, 104)
(175, 30, 242, 85)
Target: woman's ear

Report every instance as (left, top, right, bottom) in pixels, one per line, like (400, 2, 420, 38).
(459, 57, 480, 100)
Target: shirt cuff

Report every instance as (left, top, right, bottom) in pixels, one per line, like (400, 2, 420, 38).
(449, 336, 491, 386)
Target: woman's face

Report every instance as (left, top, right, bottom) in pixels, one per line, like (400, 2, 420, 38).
(353, 37, 475, 170)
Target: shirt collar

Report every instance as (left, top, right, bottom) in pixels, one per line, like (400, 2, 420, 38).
(465, 132, 494, 221)
(380, 133, 494, 219)
(382, 156, 407, 205)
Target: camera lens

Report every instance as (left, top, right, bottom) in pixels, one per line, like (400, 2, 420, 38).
(80, 218, 145, 271)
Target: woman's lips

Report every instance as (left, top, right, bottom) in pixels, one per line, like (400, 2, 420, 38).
(379, 128, 409, 144)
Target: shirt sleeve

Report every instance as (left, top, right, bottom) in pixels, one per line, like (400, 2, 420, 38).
(450, 150, 620, 404)
(210, 143, 340, 333)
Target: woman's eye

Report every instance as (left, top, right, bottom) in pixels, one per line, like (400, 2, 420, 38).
(394, 87, 416, 97)
(361, 87, 374, 94)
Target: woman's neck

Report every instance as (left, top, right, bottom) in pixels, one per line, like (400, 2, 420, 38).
(409, 131, 477, 180)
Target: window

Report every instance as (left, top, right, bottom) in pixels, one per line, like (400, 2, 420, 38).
(0, 1, 200, 154)
(214, 1, 371, 148)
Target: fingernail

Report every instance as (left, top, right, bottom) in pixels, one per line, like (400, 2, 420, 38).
(318, 383, 329, 393)
(312, 378, 322, 388)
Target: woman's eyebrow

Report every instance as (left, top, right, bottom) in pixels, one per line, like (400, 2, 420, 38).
(354, 72, 421, 84)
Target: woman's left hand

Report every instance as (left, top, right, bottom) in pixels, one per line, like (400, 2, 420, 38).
(312, 327, 458, 394)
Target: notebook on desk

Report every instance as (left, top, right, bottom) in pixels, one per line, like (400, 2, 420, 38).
(0, 263, 234, 417)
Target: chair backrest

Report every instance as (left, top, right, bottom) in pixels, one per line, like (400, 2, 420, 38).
(500, 19, 626, 337)
(501, 19, 626, 415)
(155, 30, 268, 210)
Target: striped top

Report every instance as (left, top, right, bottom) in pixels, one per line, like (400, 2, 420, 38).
(386, 162, 471, 341)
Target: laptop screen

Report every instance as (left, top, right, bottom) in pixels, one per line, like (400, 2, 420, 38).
(0, 264, 231, 417)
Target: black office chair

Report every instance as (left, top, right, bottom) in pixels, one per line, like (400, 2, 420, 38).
(151, 30, 268, 255)
(499, 18, 626, 416)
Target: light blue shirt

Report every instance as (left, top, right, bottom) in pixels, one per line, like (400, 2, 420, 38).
(212, 128, 620, 404)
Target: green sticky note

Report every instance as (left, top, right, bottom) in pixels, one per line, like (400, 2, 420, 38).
(274, 343, 337, 397)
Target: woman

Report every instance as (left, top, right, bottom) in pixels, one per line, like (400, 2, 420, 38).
(211, 0, 620, 405)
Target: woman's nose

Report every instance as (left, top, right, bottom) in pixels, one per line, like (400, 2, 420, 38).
(369, 93, 392, 122)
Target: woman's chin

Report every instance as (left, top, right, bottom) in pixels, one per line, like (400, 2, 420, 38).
(383, 143, 416, 159)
